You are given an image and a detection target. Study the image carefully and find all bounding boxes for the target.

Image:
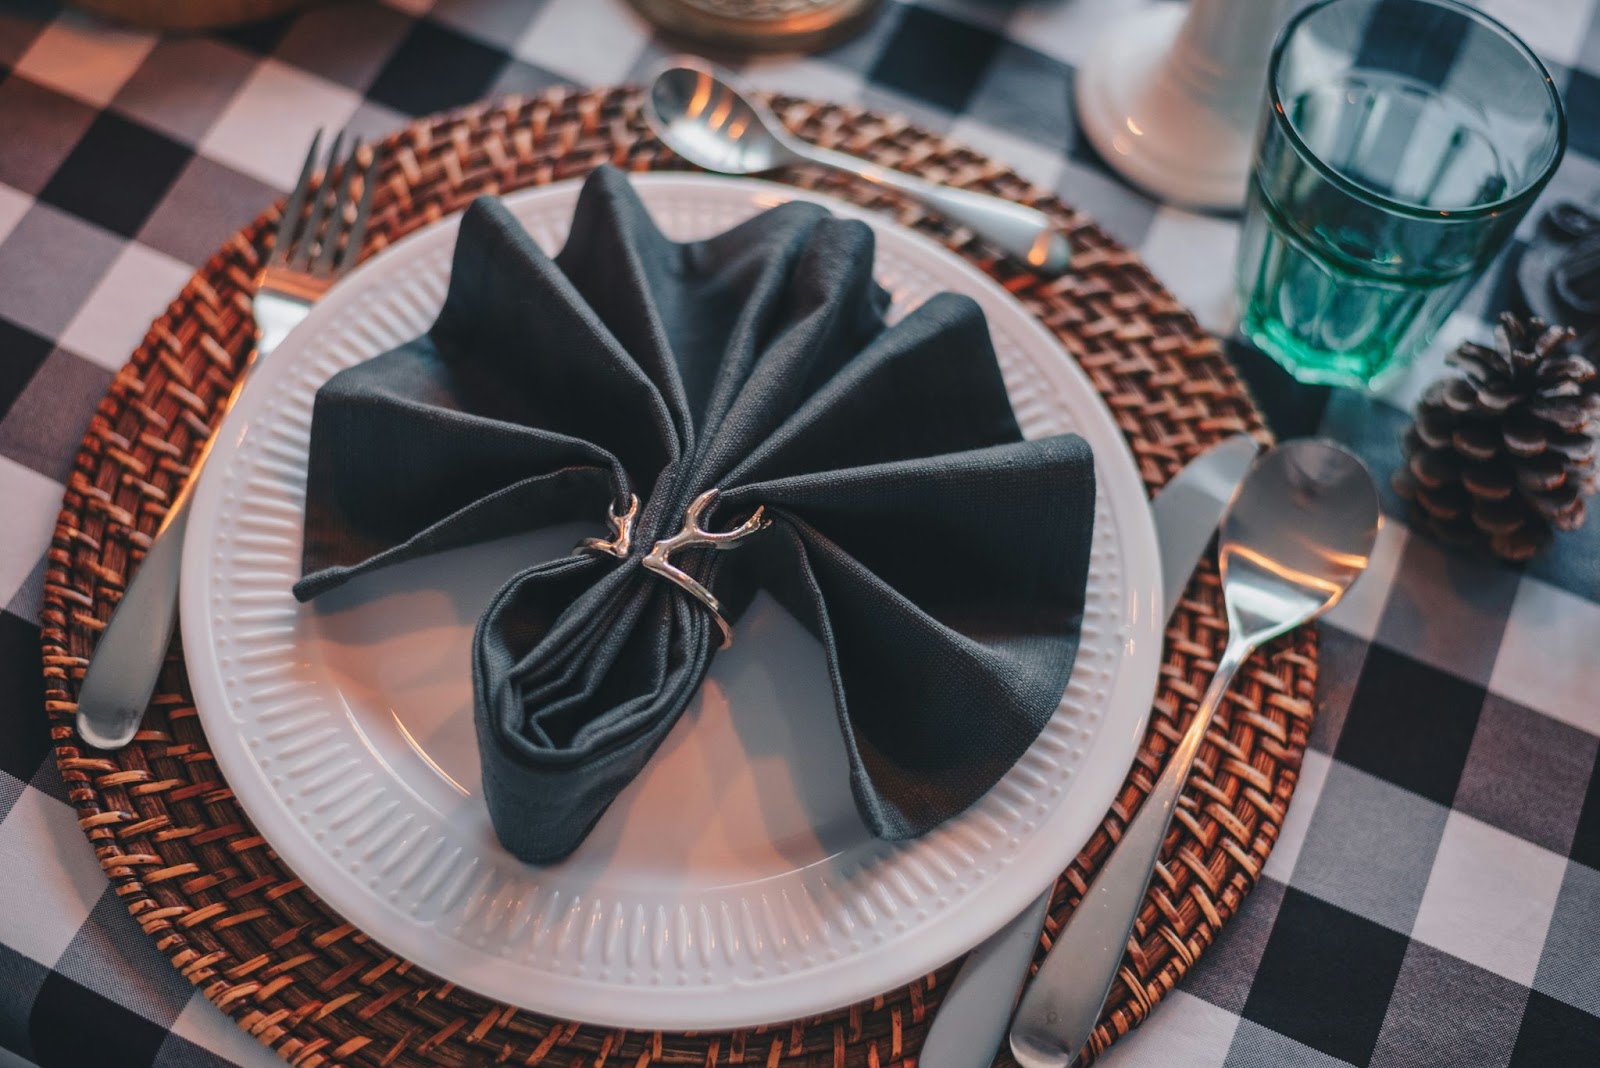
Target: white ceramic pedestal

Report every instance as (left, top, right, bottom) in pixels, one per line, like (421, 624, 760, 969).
(1075, 0, 1293, 210)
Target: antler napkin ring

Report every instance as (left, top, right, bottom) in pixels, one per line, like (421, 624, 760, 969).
(580, 489, 769, 649)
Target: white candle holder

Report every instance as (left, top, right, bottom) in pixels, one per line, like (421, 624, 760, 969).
(1074, 0, 1294, 210)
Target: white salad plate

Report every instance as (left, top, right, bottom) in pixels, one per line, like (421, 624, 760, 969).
(180, 173, 1162, 1030)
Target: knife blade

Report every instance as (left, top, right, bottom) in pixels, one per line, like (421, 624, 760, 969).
(917, 433, 1260, 1068)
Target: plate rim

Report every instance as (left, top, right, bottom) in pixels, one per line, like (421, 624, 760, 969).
(180, 172, 1163, 1029)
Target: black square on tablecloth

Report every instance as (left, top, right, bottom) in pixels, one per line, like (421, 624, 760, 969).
(1454, 694, 1598, 856)
(366, 20, 510, 118)
(1509, 990, 1600, 1066)
(0, 75, 98, 197)
(1241, 886, 1411, 1066)
(0, 610, 49, 787)
(210, 12, 297, 55)
(38, 112, 193, 239)
(1563, 70, 1600, 161)
(1462, 237, 1529, 324)
(30, 972, 169, 1068)
(1334, 644, 1484, 808)
(1352, 0, 1468, 89)
(1367, 940, 1530, 1068)
(0, 348, 113, 484)
(54, 893, 198, 1031)
(0, 2, 57, 68)
(0, 941, 48, 1060)
(1223, 336, 1332, 441)
(1060, 68, 1124, 184)
(0, 317, 52, 422)
(151, 1033, 240, 1068)
(867, 7, 1003, 115)
(962, 41, 1073, 150)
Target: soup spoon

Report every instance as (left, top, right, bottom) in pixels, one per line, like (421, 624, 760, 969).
(644, 61, 1074, 275)
(1011, 439, 1381, 1068)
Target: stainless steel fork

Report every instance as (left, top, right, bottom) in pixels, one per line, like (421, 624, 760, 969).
(75, 131, 378, 750)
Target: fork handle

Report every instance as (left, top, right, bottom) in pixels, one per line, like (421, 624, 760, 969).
(1009, 638, 1250, 1068)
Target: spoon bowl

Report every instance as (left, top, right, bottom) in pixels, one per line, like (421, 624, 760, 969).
(1010, 439, 1379, 1068)
(648, 65, 801, 175)
(1219, 438, 1381, 641)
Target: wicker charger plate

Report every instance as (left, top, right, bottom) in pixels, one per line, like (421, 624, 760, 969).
(40, 86, 1315, 1068)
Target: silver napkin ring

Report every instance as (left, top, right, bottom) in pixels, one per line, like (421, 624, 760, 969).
(579, 494, 638, 558)
(644, 489, 769, 649)
(579, 489, 768, 649)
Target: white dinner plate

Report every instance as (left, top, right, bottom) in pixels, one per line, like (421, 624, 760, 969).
(181, 174, 1162, 1030)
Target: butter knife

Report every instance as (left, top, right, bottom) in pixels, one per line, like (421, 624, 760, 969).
(918, 433, 1260, 1068)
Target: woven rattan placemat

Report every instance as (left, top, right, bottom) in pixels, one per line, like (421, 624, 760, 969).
(39, 86, 1315, 1068)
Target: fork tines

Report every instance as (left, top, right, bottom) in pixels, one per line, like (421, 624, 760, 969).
(271, 129, 379, 278)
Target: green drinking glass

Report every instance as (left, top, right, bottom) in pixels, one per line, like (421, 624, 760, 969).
(1236, 0, 1566, 388)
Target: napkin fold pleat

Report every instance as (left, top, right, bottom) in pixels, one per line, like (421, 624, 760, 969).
(475, 558, 712, 861)
(722, 434, 1094, 838)
(296, 165, 1098, 864)
(441, 192, 682, 485)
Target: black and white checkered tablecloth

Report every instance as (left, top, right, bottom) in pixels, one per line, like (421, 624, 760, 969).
(1, 1, 1598, 1065)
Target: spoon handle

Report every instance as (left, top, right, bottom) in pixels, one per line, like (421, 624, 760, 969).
(797, 143, 1074, 274)
(1009, 637, 1252, 1068)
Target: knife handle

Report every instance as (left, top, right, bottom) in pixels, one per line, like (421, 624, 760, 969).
(1010, 643, 1249, 1068)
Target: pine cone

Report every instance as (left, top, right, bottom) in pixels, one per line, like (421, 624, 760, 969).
(1394, 312, 1600, 561)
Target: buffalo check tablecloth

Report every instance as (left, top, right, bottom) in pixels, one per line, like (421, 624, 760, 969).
(1, 0, 1599, 1065)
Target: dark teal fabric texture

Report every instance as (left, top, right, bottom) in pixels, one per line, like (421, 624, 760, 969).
(292, 166, 1097, 864)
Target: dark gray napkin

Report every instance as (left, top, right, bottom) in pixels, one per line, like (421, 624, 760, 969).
(294, 166, 1096, 864)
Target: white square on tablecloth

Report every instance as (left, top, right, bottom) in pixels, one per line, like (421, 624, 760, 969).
(0, 456, 65, 612)
(1137, 205, 1241, 335)
(0, 184, 32, 249)
(1320, 518, 1407, 643)
(1472, 0, 1598, 70)
(11, 11, 155, 110)
(1411, 810, 1566, 987)
(1262, 748, 1333, 885)
(1095, 990, 1239, 1068)
(1372, 309, 1480, 416)
(0, 1044, 38, 1068)
(167, 990, 284, 1068)
(1003, 0, 1141, 69)
(740, 57, 867, 111)
(514, 0, 653, 88)
(429, 0, 549, 47)
(0, 786, 107, 968)
(57, 241, 190, 375)
(197, 58, 363, 191)
(1490, 576, 1600, 738)
(1053, 160, 1159, 251)
(1289, 762, 1449, 937)
(946, 117, 1067, 198)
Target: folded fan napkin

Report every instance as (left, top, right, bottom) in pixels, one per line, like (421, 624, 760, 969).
(294, 166, 1097, 864)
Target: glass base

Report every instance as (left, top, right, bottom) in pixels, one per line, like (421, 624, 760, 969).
(1239, 315, 1414, 391)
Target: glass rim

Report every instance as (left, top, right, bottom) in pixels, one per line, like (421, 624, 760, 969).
(1265, 0, 1568, 222)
